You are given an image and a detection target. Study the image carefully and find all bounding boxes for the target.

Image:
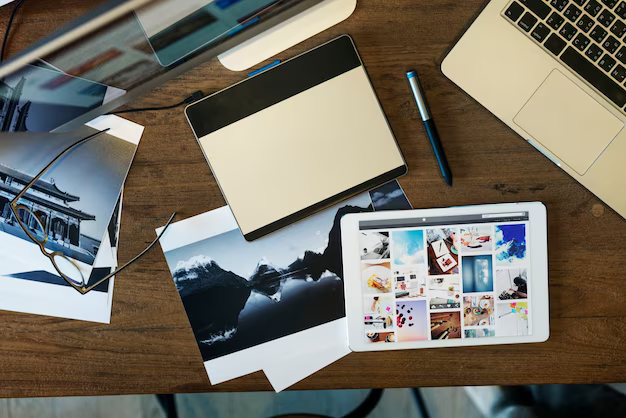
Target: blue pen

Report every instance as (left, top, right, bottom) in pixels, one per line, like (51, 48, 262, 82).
(407, 70, 453, 187)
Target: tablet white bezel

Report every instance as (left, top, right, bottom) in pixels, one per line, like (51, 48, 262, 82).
(341, 202, 549, 352)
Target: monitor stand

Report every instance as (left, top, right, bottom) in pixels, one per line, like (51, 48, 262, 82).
(218, 0, 357, 72)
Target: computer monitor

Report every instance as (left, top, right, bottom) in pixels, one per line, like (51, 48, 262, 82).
(0, 0, 335, 133)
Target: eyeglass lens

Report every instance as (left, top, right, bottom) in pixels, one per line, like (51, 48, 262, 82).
(52, 254, 84, 287)
(15, 206, 47, 243)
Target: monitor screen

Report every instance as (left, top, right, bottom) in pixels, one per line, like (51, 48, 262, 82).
(136, 0, 310, 66)
(0, 0, 324, 133)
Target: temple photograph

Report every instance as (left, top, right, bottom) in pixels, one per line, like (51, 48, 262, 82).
(0, 163, 99, 265)
(0, 126, 137, 275)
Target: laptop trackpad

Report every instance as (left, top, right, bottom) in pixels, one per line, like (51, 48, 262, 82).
(513, 70, 623, 175)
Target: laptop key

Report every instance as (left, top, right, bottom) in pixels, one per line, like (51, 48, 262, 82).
(564, 4, 583, 21)
(551, 0, 570, 11)
(531, 23, 551, 42)
(617, 1, 626, 19)
(505, 1, 525, 21)
(577, 14, 595, 32)
(590, 25, 608, 42)
(544, 33, 568, 55)
(520, 0, 551, 19)
(573, 33, 591, 50)
(602, 35, 621, 53)
(598, 9, 616, 27)
(610, 64, 626, 82)
(585, 0, 603, 16)
(547, 12, 565, 30)
(616, 46, 626, 63)
(610, 20, 626, 37)
(518, 12, 538, 32)
(572, 0, 587, 4)
(599, 54, 617, 71)
(560, 46, 626, 106)
(560, 22, 579, 40)
(601, 0, 618, 8)
(586, 43, 604, 60)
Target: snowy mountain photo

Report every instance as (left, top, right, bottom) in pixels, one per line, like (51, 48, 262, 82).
(163, 181, 411, 362)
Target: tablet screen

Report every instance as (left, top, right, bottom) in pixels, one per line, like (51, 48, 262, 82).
(358, 211, 532, 344)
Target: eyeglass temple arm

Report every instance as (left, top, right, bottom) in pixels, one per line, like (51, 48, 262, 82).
(11, 128, 110, 204)
(82, 212, 177, 293)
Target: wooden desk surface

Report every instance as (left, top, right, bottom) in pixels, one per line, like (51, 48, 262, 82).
(1, 0, 625, 398)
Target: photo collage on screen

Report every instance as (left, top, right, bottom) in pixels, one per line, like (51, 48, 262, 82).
(360, 220, 531, 344)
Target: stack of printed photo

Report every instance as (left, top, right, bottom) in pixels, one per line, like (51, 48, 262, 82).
(157, 180, 413, 391)
(0, 115, 142, 323)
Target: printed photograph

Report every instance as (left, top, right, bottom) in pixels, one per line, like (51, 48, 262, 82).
(0, 128, 136, 288)
(459, 225, 493, 254)
(394, 267, 426, 299)
(426, 228, 459, 275)
(364, 314, 394, 332)
(0, 64, 122, 132)
(464, 328, 495, 338)
(430, 311, 461, 339)
(496, 268, 528, 300)
(463, 295, 494, 326)
(162, 181, 411, 362)
(496, 302, 529, 337)
(363, 295, 394, 316)
(368, 180, 412, 211)
(495, 224, 527, 266)
(3, 196, 120, 294)
(359, 230, 390, 260)
(391, 229, 425, 266)
(365, 332, 395, 343)
(362, 261, 392, 294)
(428, 276, 461, 309)
(395, 300, 428, 342)
(462, 255, 494, 293)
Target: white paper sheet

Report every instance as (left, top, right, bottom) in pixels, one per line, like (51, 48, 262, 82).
(263, 318, 351, 392)
(0, 192, 122, 323)
(158, 207, 352, 385)
(157, 180, 412, 390)
(206, 318, 347, 386)
(0, 223, 117, 323)
(158, 204, 356, 385)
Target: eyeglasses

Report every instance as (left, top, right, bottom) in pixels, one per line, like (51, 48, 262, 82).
(9, 128, 176, 295)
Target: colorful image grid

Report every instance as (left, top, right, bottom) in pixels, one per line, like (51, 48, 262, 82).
(362, 225, 462, 343)
(462, 223, 531, 339)
(361, 221, 532, 344)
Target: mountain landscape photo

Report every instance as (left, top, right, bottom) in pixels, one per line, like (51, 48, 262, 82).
(164, 181, 410, 362)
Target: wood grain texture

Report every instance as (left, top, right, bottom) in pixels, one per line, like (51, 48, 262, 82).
(0, 0, 624, 397)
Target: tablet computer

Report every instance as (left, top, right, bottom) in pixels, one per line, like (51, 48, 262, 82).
(185, 35, 406, 241)
(340, 202, 549, 351)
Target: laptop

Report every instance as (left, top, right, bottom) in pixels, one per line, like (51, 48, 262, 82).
(442, 0, 626, 219)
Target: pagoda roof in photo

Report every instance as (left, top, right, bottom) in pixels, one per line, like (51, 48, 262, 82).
(0, 163, 80, 202)
(0, 181, 95, 221)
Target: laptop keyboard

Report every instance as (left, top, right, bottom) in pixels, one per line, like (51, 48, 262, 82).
(502, 0, 626, 112)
